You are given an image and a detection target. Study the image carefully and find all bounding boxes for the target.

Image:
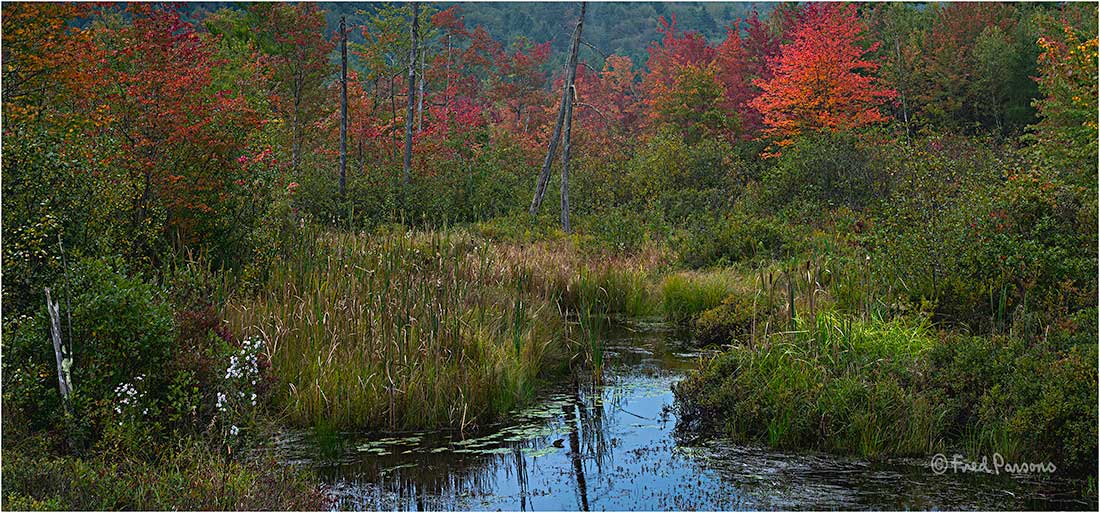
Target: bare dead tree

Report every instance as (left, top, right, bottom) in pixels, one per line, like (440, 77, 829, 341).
(417, 44, 426, 133)
(45, 288, 72, 410)
(529, 2, 586, 223)
(560, 82, 576, 233)
(403, 2, 419, 191)
(339, 16, 348, 197)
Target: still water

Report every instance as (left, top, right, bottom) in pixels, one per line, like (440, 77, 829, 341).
(275, 324, 1094, 511)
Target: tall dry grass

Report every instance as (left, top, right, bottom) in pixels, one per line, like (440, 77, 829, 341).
(226, 227, 663, 431)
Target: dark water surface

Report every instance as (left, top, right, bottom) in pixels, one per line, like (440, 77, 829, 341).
(274, 324, 1095, 511)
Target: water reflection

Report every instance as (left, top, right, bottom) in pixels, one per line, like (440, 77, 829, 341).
(563, 384, 588, 511)
(274, 324, 1095, 511)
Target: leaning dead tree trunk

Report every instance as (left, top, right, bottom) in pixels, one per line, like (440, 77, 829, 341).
(403, 2, 419, 191)
(529, 2, 586, 218)
(45, 288, 72, 409)
(339, 16, 348, 197)
(529, 80, 569, 215)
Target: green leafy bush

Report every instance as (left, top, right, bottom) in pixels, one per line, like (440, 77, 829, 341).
(870, 136, 1095, 333)
(928, 334, 1098, 473)
(1, 438, 327, 510)
(757, 132, 884, 217)
(0, 126, 146, 317)
(693, 293, 757, 344)
(575, 206, 654, 254)
(674, 213, 801, 269)
(3, 258, 174, 440)
(658, 188, 733, 227)
(624, 131, 737, 211)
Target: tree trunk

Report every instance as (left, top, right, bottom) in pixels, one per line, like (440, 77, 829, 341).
(358, 138, 364, 171)
(45, 288, 72, 407)
(403, 2, 419, 190)
(530, 2, 586, 216)
(339, 16, 348, 197)
(894, 36, 911, 143)
(417, 46, 426, 133)
(390, 76, 398, 157)
(560, 82, 575, 233)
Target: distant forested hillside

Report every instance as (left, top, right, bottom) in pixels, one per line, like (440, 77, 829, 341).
(441, 2, 772, 64)
(181, 2, 773, 66)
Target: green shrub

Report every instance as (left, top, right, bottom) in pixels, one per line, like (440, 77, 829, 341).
(657, 188, 732, 227)
(870, 140, 1095, 334)
(757, 132, 884, 217)
(928, 334, 1098, 473)
(576, 207, 653, 254)
(1, 438, 327, 510)
(624, 131, 737, 211)
(1, 126, 148, 317)
(3, 258, 174, 440)
(693, 293, 757, 344)
(674, 213, 800, 269)
(293, 129, 534, 230)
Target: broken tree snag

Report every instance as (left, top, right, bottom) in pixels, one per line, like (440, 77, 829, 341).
(339, 15, 348, 197)
(529, 78, 569, 215)
(45, 287, 72, 407)
(403, 2, 419, 190)
(561, 82, 575, 233)
(530, 1, 587, 216)
(417, 47, 426, 133)
(559, 3, 586, 233)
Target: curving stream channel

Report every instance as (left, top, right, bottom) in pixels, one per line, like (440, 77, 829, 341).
(274, 323, 1094, 511)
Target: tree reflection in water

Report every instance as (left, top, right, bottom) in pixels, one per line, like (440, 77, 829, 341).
(274, 326, 1093, 511)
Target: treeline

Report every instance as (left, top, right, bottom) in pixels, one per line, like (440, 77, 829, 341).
(2, 1, 1097, 319)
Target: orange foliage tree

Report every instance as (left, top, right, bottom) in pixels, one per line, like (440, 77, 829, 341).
(750, 3, 896, 154)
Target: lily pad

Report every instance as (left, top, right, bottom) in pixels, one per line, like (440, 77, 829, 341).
(522, 446, 561, 458)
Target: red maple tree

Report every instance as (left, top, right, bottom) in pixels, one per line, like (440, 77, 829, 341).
(750, 3, 896, 154)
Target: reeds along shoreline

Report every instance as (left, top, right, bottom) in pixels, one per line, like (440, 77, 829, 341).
(226, 227, 662, 431)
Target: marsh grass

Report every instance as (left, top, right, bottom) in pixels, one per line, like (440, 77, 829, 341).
(661, 269, 750, 324)
(574, 289, 608, 383)
(663, 245, 907, 347)
(226, 227, 662, 431)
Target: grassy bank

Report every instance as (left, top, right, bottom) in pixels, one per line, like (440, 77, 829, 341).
(2, 435, 326, 510)
(675, 312, 945, 458)
(226, 226, 664, 431)
(672, 280, 1098, 474)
